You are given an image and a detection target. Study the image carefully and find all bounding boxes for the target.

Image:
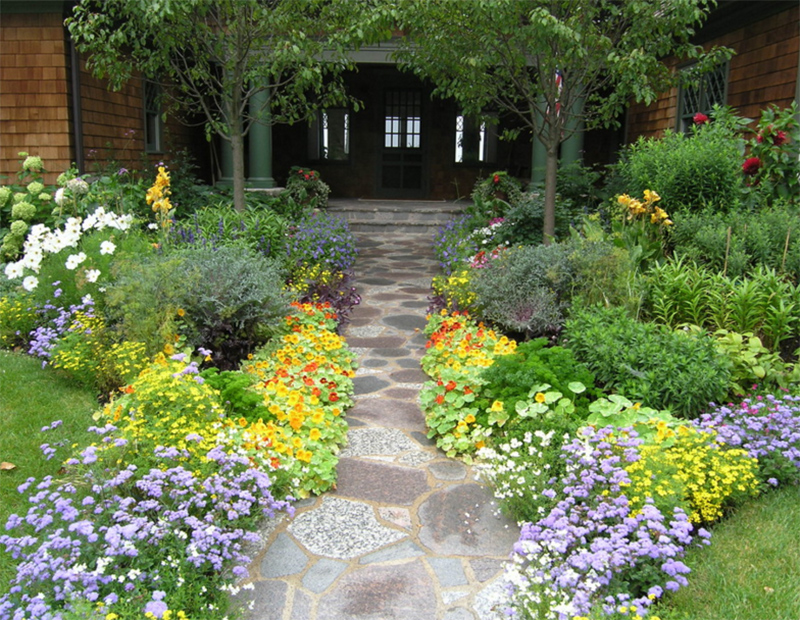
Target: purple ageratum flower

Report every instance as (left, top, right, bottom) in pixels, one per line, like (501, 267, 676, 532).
(506, 426, 704, 619)
(695, 394, 800, 484)
(144, 599, 168, 617)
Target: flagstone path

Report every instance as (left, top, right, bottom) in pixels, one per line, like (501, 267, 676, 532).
(238, 233, 518, 620)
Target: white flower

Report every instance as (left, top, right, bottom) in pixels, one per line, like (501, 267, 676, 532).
(54, 187, 67, 207)
(4, 261, 23, 280)
(100, 241, 116, 255)
(85, 269, 101, 283)
(65, 252, 87, 270)
(148, 223, 159, 231)
(21, 249, 43, 274)
(81, 294, 93, 305)
(22, 275, 38, 291)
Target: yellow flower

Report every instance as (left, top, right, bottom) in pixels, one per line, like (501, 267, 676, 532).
(490, 400, 504, 412)
(534, 392, 546, 404)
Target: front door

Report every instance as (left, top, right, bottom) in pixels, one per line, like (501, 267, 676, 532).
(379, 89, 426, 198)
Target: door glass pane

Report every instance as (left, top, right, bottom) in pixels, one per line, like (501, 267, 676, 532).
(384, 90, 421, 150)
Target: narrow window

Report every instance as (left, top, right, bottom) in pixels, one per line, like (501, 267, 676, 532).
(455, 113, 497, 164)
(677, 62, 728, 132)
(308, 108, 350, 161)
(143, 80, 163, 153)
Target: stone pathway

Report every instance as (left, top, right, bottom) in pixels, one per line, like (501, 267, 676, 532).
(238, 234, 517, 620)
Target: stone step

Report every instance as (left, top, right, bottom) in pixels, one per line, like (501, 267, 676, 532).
(326, 199, 466, 234)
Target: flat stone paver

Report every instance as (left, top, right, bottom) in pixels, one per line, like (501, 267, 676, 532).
(242, 232, 515, 619)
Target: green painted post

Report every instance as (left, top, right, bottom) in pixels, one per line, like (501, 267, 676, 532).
(248, 87, 276, 189)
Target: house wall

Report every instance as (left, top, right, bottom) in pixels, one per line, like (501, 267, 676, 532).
(626, 3, 799, 141)
(0, 9, 208, 188)
(0, 12, 72, 185)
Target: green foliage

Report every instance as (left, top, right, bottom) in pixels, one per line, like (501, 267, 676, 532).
(494, 189, 581, 246)
(556, 161, 606, 212)
(683, 326, 795, 397)
(585, 394, 679, 442)
(611, 109, 746, 213)
(471, 242, 573, 337)
(645, 256, 800, 352)
(105, 252, 192, 358)
(563, 233, 640, 311)
(669, 205, 800, 279)
(475, 338, 598, 420)
(173, 245, 290, 368)
(742, 103, 800, 207)
(283, 166, 331, 213)
(0, 293, 38, 350)
(172, 203, 289, 263)
(200, 367, 270, 421)
(562, 305, 731, 418)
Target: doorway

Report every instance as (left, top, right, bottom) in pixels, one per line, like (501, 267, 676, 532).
(379, 89, 426, 198)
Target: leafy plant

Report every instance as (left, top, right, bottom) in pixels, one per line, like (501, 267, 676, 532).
(475, 338, 597, 423)
(282, 166, 331, 213)
(562, 305, 730, 418)
(173, 245, 291, 368)
(494, 189, 580, 246)
(741, 102, 800, 207)
(471, 242, 573, 337)
(609, 107, 746, 213)
(669, 205, 800, 279)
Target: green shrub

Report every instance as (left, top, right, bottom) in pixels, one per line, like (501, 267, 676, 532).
(173, 245, 290, 368)
(563, 234, 640, 311)
(282, 166, 330, 213)
(105, 252, 190, 358)
(475, 338, 598, 421)
(669, 205, 800, 279)
(471, 243, 573, 337)
(494, 190, 581, 246)
(562, 305, 730, 418)
(610, 109, 745, 213)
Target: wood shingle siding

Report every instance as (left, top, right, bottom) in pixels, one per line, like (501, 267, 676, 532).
(626, 3, 799, 142)
(0, 12, 72, 184)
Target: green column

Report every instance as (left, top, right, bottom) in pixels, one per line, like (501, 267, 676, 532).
(218, 138, 234, 187)
(248, 87, 276, 188)
(560, 96, 585, 166)
(530, 133, 547, 187)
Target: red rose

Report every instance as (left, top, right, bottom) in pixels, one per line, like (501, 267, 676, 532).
(742, 157, 762, 176)
(773, 131, 788, 146)
(493, 174, 500, 184)
(693, 112, 709, 125)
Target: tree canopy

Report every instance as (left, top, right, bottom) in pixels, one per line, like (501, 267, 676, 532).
(395, 0, 732, 242)
(67, 0, 387, 210)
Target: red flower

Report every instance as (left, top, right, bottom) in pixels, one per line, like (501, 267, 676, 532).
(493, 174, 500, 184)
(757, 133, 764, 144)
(773, 130, 788, 146)
(445, 380, 457, 392)
(329, 392, 339, 403)
(435, 394, 445, 405)
(742, 157, 762, 176)
(693, 112, 709, 125)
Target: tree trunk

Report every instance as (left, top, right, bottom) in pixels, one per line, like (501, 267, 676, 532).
(542, 122, 559, 244)
(230, 122, 247, 212)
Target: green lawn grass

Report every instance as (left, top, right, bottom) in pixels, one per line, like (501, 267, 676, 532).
(0, 350, 97, 593)
(655, 484, 800, 620)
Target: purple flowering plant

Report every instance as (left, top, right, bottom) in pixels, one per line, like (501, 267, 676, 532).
(498, 427, 712, 619)
(695, 393, 800, 487)
(0, 440, 292, 619)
